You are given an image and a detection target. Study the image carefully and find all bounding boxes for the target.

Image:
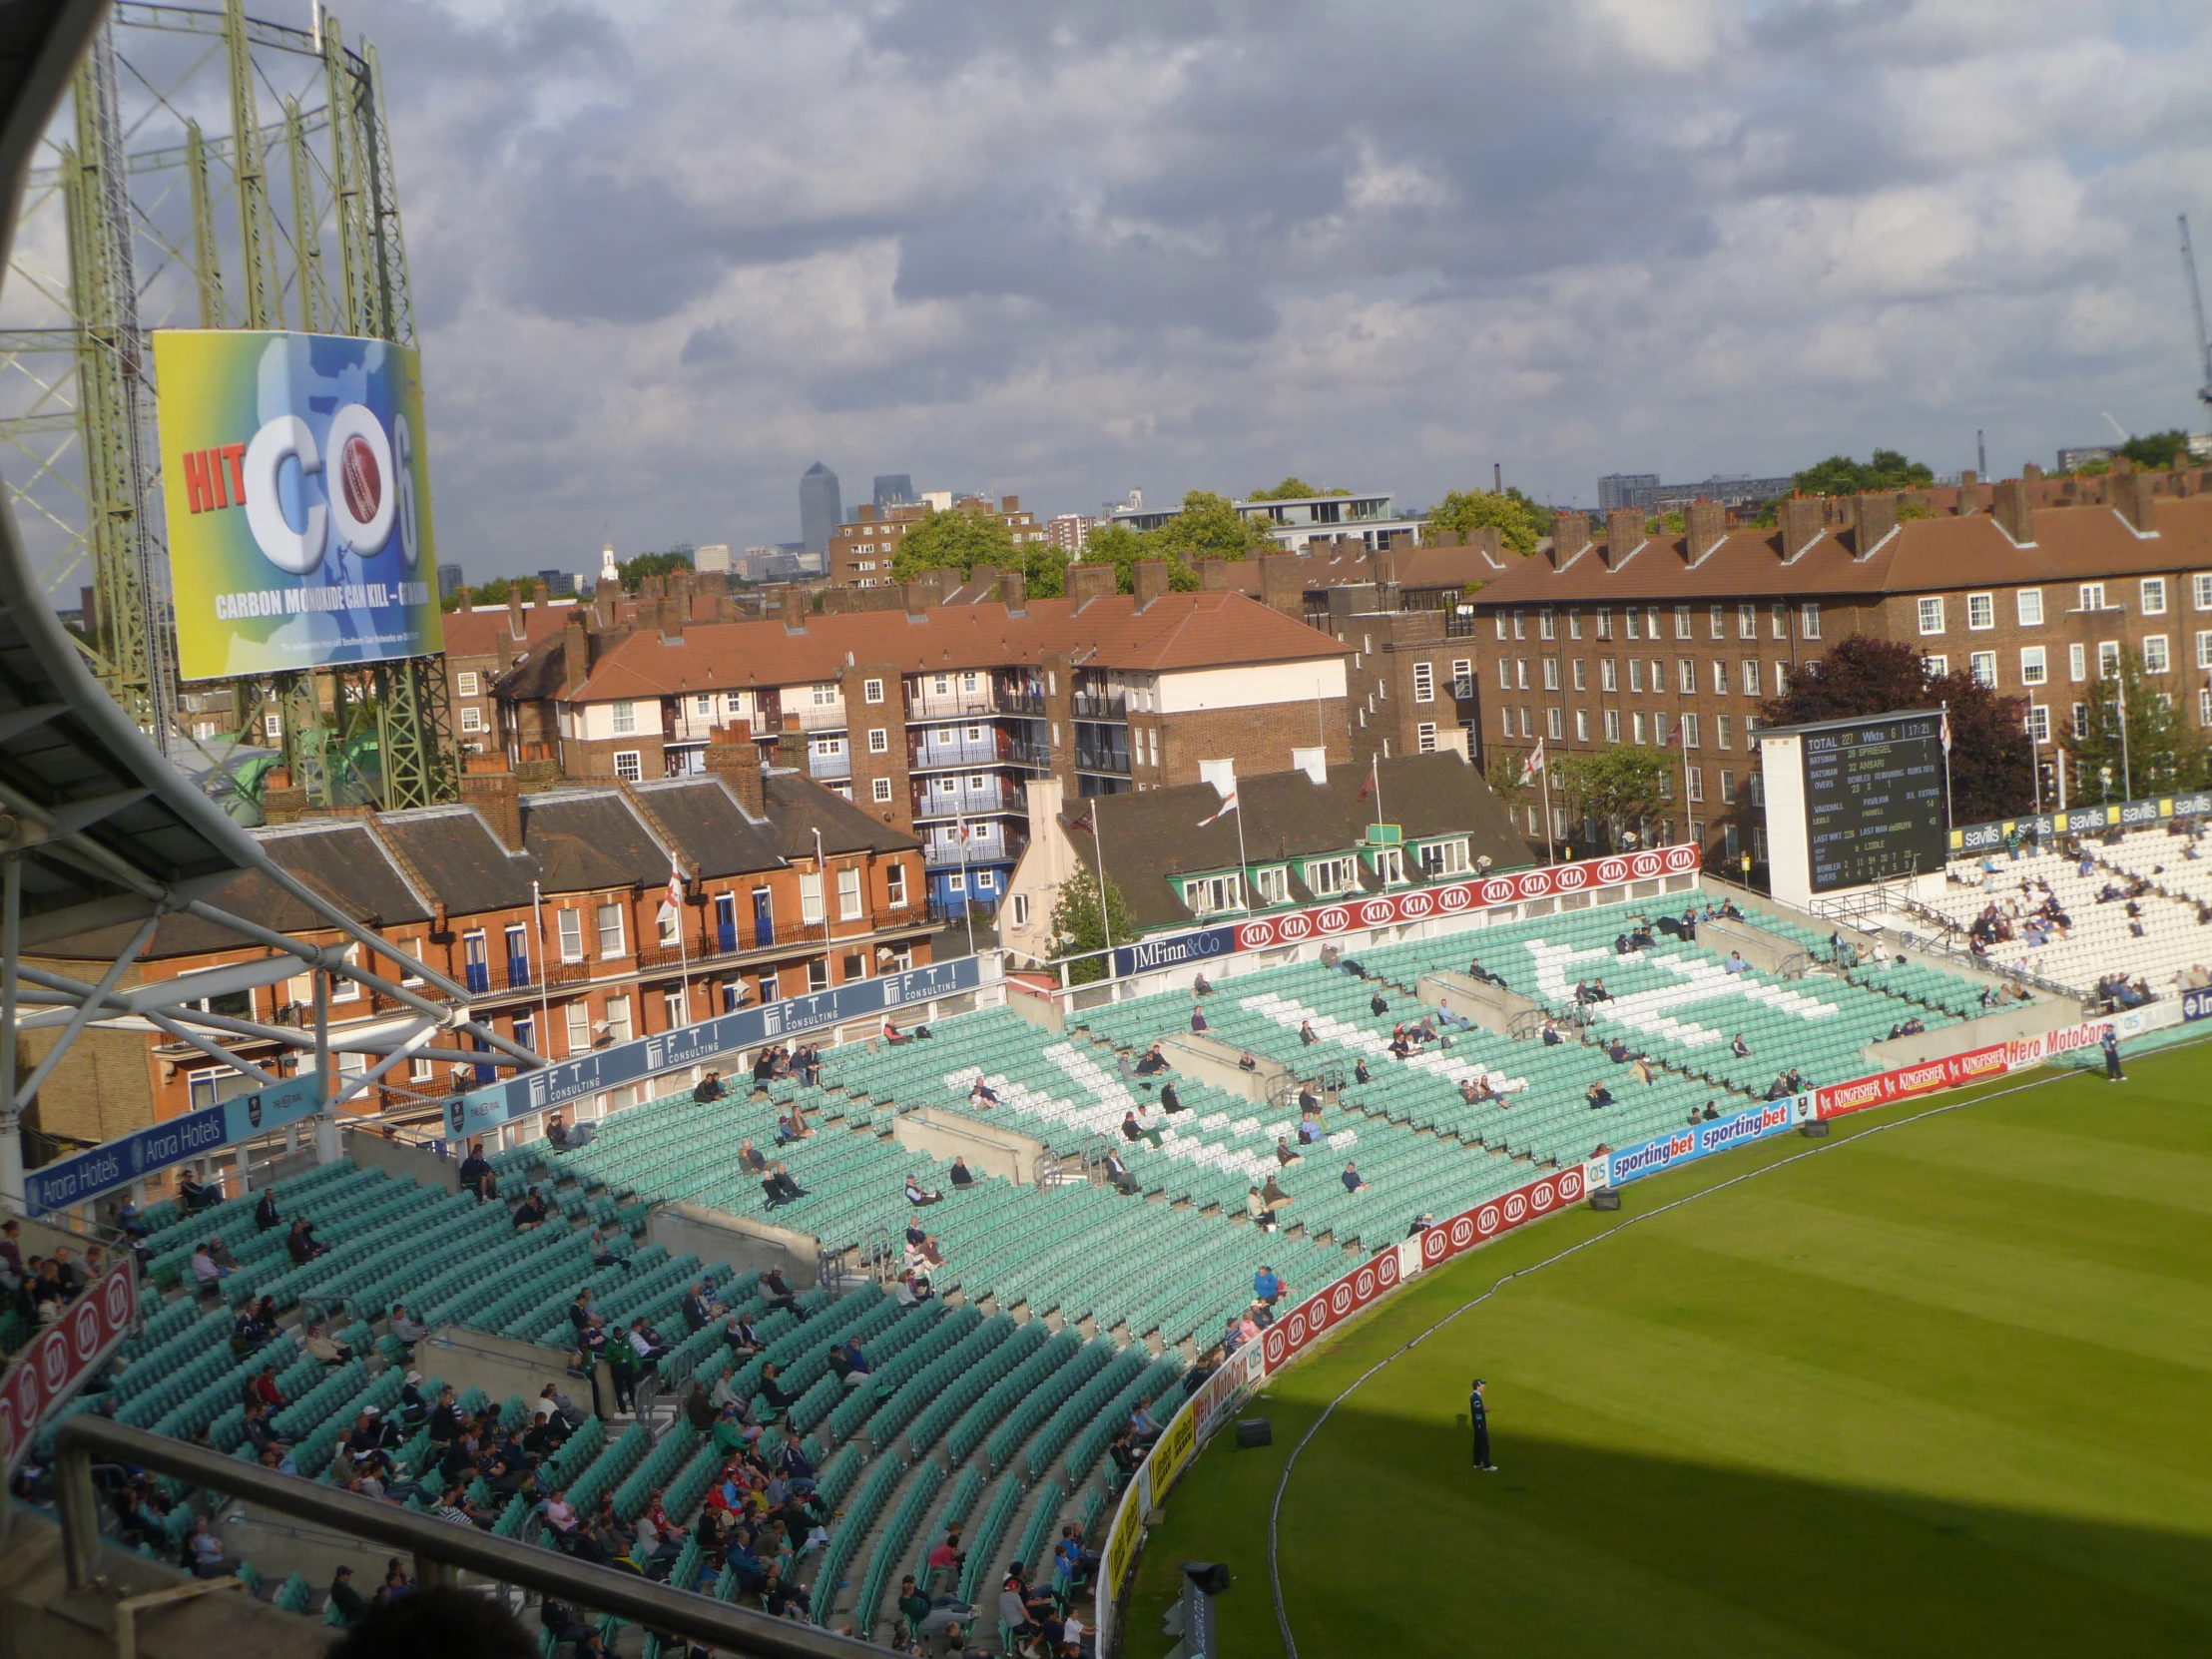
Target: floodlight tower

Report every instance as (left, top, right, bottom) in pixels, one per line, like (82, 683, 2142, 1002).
(3, 1, 449, 809)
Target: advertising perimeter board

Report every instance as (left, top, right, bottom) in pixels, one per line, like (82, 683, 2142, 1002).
(153, 329, 442, 681)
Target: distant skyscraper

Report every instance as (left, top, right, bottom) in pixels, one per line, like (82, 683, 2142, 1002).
(873, 473, 915, 512)
(801, 462, 841, 554)
(435, 562, 463, 599)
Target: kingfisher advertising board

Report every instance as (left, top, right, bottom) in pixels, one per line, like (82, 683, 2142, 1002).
(154, 329, 441, 680)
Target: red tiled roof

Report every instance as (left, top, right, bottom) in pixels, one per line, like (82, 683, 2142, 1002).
(566, 592, 1345, 701)
(441, 602, 582, 659)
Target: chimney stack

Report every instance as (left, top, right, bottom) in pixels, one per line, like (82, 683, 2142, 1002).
(1000, 570, 1026, 614)
(562, 613, 589, 692)
(902, 579, 932, 618)
(459, 758, 524, 852)
(1551, 510, 1590, 567)
(1684, 499, 1726, 565)
(262, 768, 306, 827)
(1851, 491, 1897, 558)
(1258, 552, 1305, 618)
(1132, 559, 1170, 612)
(1604, 508, 1643, 564)
(2112, 470, 2158, 535)
(969, 564, 1000, 596)
(1465, 525, 1504, 566)
(660, 596, 685, 640)
(1199, 557, 1232, 592)
(1779, 497, 1824, 561)
(1065, 562, 1116, 611)
(1990, 479, 2035, 545)
(779, 585, 808, 632)
(706, 721, 767, 817)
(506, 588, 525, 644)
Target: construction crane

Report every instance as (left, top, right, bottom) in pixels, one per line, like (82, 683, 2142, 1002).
(2182, 214, 2212, 413)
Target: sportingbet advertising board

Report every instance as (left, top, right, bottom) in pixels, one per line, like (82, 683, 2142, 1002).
(154, 329, 441, 680)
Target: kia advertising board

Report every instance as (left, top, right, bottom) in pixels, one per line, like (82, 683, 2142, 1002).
(154, 329, 441, 680)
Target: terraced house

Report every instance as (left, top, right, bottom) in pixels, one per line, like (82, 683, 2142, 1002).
(490, 564, 1353, 917)
(19, 764, 925, 1167)
(1458, 463, 2212, 867)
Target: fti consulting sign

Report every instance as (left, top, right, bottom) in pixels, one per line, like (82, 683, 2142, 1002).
(154, 329, 441, 680)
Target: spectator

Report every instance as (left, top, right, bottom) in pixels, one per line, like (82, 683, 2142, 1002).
(1371, 990, 1389, 1017)
(1342, 1161, 1368, 1194)
(544, 1115, 571, 1152)
(303, 1321, 352, 1367)
(510, 1187, 550, 1231)
(1133, 1043, 1170, 1076)
(1722, 950, 1748, 975)
(1158, 1080, 1185, 1113)
(967, 1078, 1000, 1110)
(1246, 1184, 1278, 1233)
(949, 1156, 976, 1188)
(1276, 1135, 1303, 1166)
(725, 1314, 765, 1357)
(190, 1243, 228, 1287)
(178, 1171, 222, 1213)
(1190, 1004, 1210, 1033)
(905, 1174, 943, 1206)
(1121, 1111, 1163, 1149)
(1586, 1082, 1614, 1110)
(1105, 1151, 1140, 1195)
(759, 1266, 802, 1314)
(1541, 1019, 1563, 1045)
(1238, 1051, 1258, 1072)
(694, 1069, 725, 1102)
(737, 1139, 768, 1175)
(185, 1515, 231, 1579)
(1299, 1020, 1319, 1046)
(1629, 1055, 1655, 1086)
(763, 1163, 807, 1206)
(388, 1304, 427, 1351)
(457, 1142, 494, 1202)
(254, 1188, 280, 1232)
(1254, 1265, 1286, 1310)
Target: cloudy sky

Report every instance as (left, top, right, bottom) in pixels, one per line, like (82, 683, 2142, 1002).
(354, 0, 2212, 577)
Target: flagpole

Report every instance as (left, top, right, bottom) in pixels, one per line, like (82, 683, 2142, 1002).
(2117, 670, 2134, 801)
(1233, 792, 1252, 912)
(958, 817, 975, 957)
(1939, 703, 1955, 836)
(1542, 767, 1555, 865)
(1087, 801, 1114, 967)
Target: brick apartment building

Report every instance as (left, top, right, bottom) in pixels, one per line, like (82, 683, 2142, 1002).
(1452, 463, 2212, 866)
(828, 494, 1046, 588)
(488, 563, 1353, 916)
(21, 762, 927, 1155)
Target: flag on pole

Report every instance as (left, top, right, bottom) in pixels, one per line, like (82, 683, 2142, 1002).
(1519, 738, 1546, 787)
(666, 863, 684, 911)
(1356, 755, 1380, 802)
(1199, 764, 1240, 828)
(1939, 709, 1952, 754)
(1199, 787, 1239, 827)
(1070, 804, 1096, 837)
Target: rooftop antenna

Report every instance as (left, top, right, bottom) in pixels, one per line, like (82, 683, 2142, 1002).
(2181, 215, 2212, 413)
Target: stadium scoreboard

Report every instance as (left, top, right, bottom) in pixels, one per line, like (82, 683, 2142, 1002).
(1757, 709, 1949, 907)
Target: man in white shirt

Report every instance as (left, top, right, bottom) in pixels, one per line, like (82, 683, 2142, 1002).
(191, 1246, 227, 1286)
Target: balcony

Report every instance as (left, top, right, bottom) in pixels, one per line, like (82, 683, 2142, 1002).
(905, 687, 998, 721)
(1074, 743, 1131, 775)
(548, 960, 590, 988)
(809, 749, 852, 782)
(997, 683, 1047, 717)
(1444, 610, 1478, 638)
(924, 836, 1012, 868)
(507, 958, 531, 989)
(913, 780, 1021, 820)
(1071, 691, 1127, 721)
(908, 736, 1004, 773)
(796, 703, 847, 732)
(1008, 739, 1052, 771)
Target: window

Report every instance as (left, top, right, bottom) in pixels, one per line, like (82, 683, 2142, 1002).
(2020, 646, 2047, 686)
(1416, 722, 1438, 753)
(1500, 708, 1514, 738)
(1603, 709, 1621, 742)
(1967, 592, 1994, 630)
(1494, 614, 1509, 641)
(966, 725, 983, 742)
(1771, 603, 1787, 640)
(1541, 657, 1559, 692)
(1708, 604, 1724, 639)
(1451, 658, 1472, 696)
(1917, 597, 1945, 635)
(1372, 847, 1405, 884)
(1568, 612, 1583, 640)
(2196, 574, 2212, 611)
(562, 1001, 590, 1053)
(2202, 688, 2212, 727)
(2079, 582, 2106, 612)
(1632, 711, 1648, 745)
(1715, 714, 1732, 750)
(1686, 766, 1704, 803)
(1681, 713, 1700, 748)
(1712, 659, 1729, 695)
(1513, 611, 1527, 641)
(1184, 873, 1245, 914)
(1420, 838, 1471, 876)
(557, 909, 583, 962)
(397, 937, 424, 986)
(603, 996, 631, 1046)
(2142, 578, 2167, 616)
(1720, 770, 1738, 805)
(1545, 707, 1563, 740)
(862, 678, 884, 704)
(886, 864, 907, 907)
(799, 871, 825, 925)
(1307, 855, 1358, 895)
(596, 901, 625, 958)
(2025, 705, 2049, 744)
(1574, 710, 1589, 742)
(2071, 703, 2088, 739)
(1597, 607, 1613, 640)
(1518, 707, 1534, 739)
(812, 682, 837, 706)
(1496, 659, 1512, 691)
(1539, 610, 1556, 640)
(2198, 631, 2212, 670)
(459, 707, 483, 734)
(611, 701, 636, 735)
(1412, 662, 1434, 703)
(1008, 890, 1028, 926)
(837, 865, 863, 920)
(1254, 866, 1290, 905)
(456, 671, 480, 697)
(656, 901, 680, 948)
(2098, 641, 2121, 679)
(1625, 609, 1641, 642)
(872, 777, 893, 803)
(1678, 659, 1696, 695)
(1628, 659, 1645, 693)
(1801, 602, 1821, 639)
(2144, 635, 2170, 674)
(1600, 659, 1618, 693)
(264, 712, 281, 741)
(2017, 589, 2043, 626)
(1968, 651, 1996, 688)
(2069, 643, 2087, 681)
(613, 751, 642, 782)
(1572, 659, 1586, 691)
(1733, 603, 1752, 639)
(1740, 660, 1760, 695)
(1515, 659, 1529, 690)
(867, 728, 888, 753)
(1675, 605, 1692, 639)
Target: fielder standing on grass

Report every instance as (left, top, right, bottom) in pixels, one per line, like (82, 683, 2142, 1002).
(2103, 1027, 2124, 1082)
(1470, 1379, 1495, 1471)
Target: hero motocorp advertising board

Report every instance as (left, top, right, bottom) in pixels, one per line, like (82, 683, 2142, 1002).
(154, 329, 441, 680)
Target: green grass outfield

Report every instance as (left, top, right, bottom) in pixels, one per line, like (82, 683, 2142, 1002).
(1125, 1041, 2212, 1658)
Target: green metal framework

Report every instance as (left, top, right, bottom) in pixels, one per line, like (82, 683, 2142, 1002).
(0, 2, 452, 810)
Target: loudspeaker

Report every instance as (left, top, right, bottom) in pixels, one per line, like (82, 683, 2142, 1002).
(1798, 1119, 1830, 1138)
(1235, 1417, 1272, 1448)
(1588, 1188, 1621, 1211)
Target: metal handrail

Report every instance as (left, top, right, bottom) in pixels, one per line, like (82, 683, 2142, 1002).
(54, 1418, 878, 1656)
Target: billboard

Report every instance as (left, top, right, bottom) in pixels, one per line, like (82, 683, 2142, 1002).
(154, 329, 441, 680)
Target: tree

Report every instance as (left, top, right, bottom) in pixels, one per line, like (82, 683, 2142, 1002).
(1047, 865, 1139, 985)
(892, 500, 1015, 580)
(1076, 490, 1269, 592)
(1553, 746, 1672, 846)
(2072, 647, 2208, 803)
(1425, 487, 1548, 557)
(619, 550, 694, 592)
(1758, 634, 2033, 823)
(1790, 449, 1935, 497)
(1483, 748, 1532, 823)
(1247, 476, 1325, 500)
(2119, 429, 2193, 472)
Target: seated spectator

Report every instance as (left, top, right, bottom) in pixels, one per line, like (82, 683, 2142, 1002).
(893, 1271, 934, 1308)
(1190, 1005, 1209, 1033)
(1158, 1080, 1186, 1113)
(1541, 1019, 1562, 1045)
(1194, 971, 1215, 995)
(1371, 991, 1389, 1017)
(254, 1188, 280, 1232)
(1586, 1082, 1615, 1110)
(1629, 1054, 1655, 1086)
(1298, 1111, 1325, 1145)
(1105, 1151, 1140, 1195)
(763, 1164, 807, 1207)
(509, 1188, 549, 1232)
(303, 1321, 352, 1367)
(1702, 1102, 1720, 1121)
(1355, 1058, 1374, 1085)
(1467, 959, 1504, 987)
(883, 1020, 915, 1044)
(694, 1070, 726, 1102)
(726, 1314, 765, 1357)
(967, 1078, 1001, 1110)
(185, 1515, 232, 1579)
(1341, 1161, 1367, 1194)
(682, 1282, 723, 1333)
(1246, 1185, 1279, 1233)
(759, 1266, 802, 1314)
(1722, 949, 1748, 975)
(905, 1174, 943, 1206)
(178, 1172, 222, 1213)
(1299, 1019, 1319, 1046)
(388, 1303, 428, 1351)
(1254, 1265, 1286, 1309)
(628, 1317, 673, 1369)
(949, 1155, 976, 1188)
(457, 1143, 495, 1202)
(190, 1244, 228, 1287)
(1605, 1038, 1631, 1064)
(1237, 1051, 1259, 1073)
(1731, 1033, 1751, 1058)
(1121, 1111, 1163, 1149)
(545, 1114, 571, 1152)
(1276, 1135, 1303, 1166)
(738, 1139, 768, 1175)
(1134, 1043, 1170, 1076)
(1579, 978, 1612, 1003)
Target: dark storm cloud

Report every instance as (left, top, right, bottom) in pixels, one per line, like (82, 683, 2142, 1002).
(351, 0, 2212, 571)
